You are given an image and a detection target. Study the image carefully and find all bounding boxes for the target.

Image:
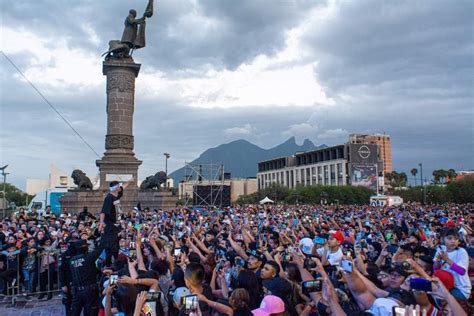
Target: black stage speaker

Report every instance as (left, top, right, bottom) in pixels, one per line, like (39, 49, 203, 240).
(193, 185, 231, 207)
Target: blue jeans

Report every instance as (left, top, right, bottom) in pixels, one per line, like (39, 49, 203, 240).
(22, 269, 36, 294)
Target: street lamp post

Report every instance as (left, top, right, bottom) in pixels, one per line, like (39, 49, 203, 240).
(164, 153, 170, 187)
(0, 165, 9, 219)
(418, 163, 425, 204)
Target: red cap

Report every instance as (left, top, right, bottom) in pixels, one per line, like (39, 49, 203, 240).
(445, 220, 456, 227)
(331, 231, 344, 244)
(433, 270, 454, 290)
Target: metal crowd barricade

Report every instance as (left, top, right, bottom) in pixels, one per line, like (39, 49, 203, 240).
(2, 249, 62, 307)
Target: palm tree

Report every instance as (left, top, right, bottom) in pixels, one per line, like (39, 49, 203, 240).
(399, 172, 408, 187)
(410, 168, 418, 186)
(447, 169, 457, 181)
(440, 169, 448, 184)
(433, 169, 441, 184)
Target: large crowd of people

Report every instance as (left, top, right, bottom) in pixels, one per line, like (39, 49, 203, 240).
(0, 181, 473, 316)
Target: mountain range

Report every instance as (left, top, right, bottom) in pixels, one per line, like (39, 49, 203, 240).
(169, 137, 326, 184)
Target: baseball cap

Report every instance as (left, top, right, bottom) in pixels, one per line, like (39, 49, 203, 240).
(330, 231, 344, 244)
(299, 237, 314, 255)
(433, 270, 454, 290)
(248, 249, 266, 262)
(251, 295, 285, 316)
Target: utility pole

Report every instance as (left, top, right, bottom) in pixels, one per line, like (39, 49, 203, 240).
(1, 165, 9, 219)
(164, 153, 170, 187)
(418, 163, 425, 204)
(375, 164, 380, 195)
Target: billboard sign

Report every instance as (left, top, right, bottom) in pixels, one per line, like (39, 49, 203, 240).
(351, 164, 377, 190)
(349, 143, 378, 164)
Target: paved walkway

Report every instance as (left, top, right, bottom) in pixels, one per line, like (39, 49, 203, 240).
(0, 294, 65, 316)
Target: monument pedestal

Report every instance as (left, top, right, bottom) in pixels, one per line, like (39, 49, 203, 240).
(138, 190, 178, 210)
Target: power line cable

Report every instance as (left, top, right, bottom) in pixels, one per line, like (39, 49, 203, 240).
(1, 51, 101, 158)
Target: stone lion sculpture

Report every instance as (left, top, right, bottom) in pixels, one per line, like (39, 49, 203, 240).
(140, 171, 167, 190)
(71, 169, 93, 190)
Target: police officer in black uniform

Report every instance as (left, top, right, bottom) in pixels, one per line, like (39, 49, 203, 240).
(68, 239, 104, 316)
(59, 242, 76, 316)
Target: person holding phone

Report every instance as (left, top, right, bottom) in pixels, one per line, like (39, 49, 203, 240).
(183, 263, 215, 315)
(321, 231, 344, 266)
(433, 227, 471, 301)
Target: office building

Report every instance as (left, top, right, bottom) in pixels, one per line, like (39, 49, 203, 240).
(257, 141, 384, 192)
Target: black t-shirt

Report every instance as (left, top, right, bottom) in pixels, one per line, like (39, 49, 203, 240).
(178, 285, 214, 316)
(101, 190, 122, 225)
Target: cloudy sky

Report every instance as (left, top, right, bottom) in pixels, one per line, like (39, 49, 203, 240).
(1, 0, 473, 190)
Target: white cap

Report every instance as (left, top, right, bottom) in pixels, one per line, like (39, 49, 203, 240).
(299, 237, 314, 255)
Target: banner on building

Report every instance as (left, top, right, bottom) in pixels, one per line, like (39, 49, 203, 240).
(349, 143, 378, 164)
(351, 164, 377, 190)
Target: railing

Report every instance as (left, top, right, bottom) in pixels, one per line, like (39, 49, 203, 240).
(1, 250, 63, 307)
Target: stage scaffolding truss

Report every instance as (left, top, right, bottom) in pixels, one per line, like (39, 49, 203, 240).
(183, 162, 226, 208)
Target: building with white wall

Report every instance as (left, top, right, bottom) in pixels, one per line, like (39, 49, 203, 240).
(26, 164, 78, 195)
(257, 141, 384, 192)
(258, 145, 349, 189)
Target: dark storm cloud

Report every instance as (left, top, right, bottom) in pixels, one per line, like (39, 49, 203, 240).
(3, 0, 323, 72)
(1, 0, 473, 190)
(303, 0, 473, 96)
(298, 0, 474, 179)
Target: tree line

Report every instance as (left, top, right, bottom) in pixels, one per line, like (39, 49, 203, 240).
(1, 183, 34, 209)
(236, 176, 473, 205)
(386, 168, 458, 187)
(236, 184, 374, 205)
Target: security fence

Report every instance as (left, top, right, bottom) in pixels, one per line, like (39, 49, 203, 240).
(1, 249, 63, 306)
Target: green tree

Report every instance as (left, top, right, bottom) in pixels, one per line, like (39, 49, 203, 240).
(410, 168, 418, 186)
(446, 177, 474, 203)
(446, 169, 457, 181)
(432, 170, 441, 184)
(1, 183, 34, 208)
(385, 172, 393, 187)
(260, 183, 289, 203)
(425, 185, 452, 203)
(388, 171, 407, 188)
(433, 169, 449, 184)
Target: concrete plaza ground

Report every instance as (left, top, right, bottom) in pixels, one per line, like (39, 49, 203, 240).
(0, 294, 65, 316)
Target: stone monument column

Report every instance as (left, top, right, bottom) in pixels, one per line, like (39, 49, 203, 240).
(60, 1, 177, 213)
(96, 59, 142, 190)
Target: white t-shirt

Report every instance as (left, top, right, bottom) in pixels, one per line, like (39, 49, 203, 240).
(317, 247, 343, 266)
(434, 246, 471, 299)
